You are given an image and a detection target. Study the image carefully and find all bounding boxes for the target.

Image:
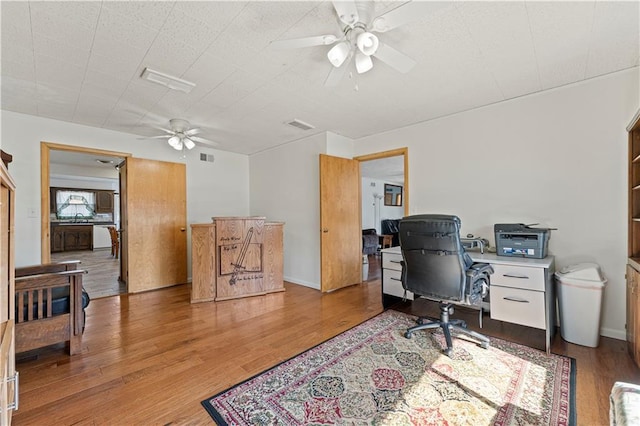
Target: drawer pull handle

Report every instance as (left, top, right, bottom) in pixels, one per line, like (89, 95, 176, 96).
(502, 274, 529, 279)
(503, 297, 530, 303)
(390, 260, 402, 264)
(390, 277, 402, 282)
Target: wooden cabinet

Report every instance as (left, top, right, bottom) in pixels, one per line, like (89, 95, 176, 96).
(51, 225, 93, 252)
(0, 161, 17, 423)
(190, 219, 285, 303)
(628, 109, 640, 367)
(263, 222, 285, 294)
(627, 264, 640, 364)
(190, 224, 216, 303)
(95, 190, 114, 213)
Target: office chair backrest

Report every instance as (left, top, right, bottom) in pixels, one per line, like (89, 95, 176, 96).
(399, 214, 469, 302)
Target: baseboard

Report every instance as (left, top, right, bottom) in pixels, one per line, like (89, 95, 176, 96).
(283, 276, 319, 290)
(601, 327, 626, 341)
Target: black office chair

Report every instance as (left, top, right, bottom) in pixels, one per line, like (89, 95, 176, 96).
(399, 214, 493, 356)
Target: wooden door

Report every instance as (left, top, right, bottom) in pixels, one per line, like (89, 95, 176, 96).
(125, 158, 187, 293)
(319, 155, 361, 292)
(119, 161, 128, 284)
(0, 163, 16, 424)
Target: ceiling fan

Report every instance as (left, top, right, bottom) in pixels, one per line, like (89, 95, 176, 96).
(270, 0, 447, 86)
(142, 119, 219, 151)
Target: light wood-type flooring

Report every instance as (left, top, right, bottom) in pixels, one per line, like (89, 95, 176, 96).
(13, 264, 640, 425)
(51, 249, 125, 299)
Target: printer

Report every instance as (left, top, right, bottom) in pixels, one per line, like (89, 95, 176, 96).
(494, 223, 552, 259)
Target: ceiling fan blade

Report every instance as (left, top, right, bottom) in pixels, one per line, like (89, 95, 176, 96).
(150, 126, 174, 134)
(137, 135, 171, 140)
(270, 34, 339, 50)
(373, 43, 416, 73)
(372, 1, 450, 33)
(190, 135, 219, 147)
(324, 52, 354, 87)
(185, 128, 201, 136)
(332, 1, 359, 27)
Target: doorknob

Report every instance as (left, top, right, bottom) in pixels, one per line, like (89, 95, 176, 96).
(322, 228, 329, 233)
(180, 228, 186, 232)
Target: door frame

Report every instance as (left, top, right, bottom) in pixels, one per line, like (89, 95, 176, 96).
(354, 147, 409, 217)
(40, 142, 131, 263)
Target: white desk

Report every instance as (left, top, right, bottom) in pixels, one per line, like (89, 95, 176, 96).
(381, 246, 556, 353)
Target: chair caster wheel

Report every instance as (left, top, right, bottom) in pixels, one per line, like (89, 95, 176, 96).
(404, 332, 412, 339)
(416, 318, 426, 325)
(460, 321, 467, 328)
(481, 342, 490, 349)
(443, 348, 452, 357)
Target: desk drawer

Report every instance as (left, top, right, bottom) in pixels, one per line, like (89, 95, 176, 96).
(383, 269, 413, 300)
(490, 285, 546, 329)
(382, 252, 403, 271)
(490, 264, 545, 291)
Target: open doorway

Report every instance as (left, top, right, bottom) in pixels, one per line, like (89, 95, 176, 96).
(355, 148, 408, 282)
(40, 142, 131, 298)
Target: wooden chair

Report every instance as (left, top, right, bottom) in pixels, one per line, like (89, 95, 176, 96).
(107, 226, 119, 259)
(15, 261, 89, 355)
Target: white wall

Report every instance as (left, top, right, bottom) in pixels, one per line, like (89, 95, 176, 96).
(361, 177, 404, 233)
(1, 111, 250, 273)
(354, 68, 640, 340)
(249, 133, 327, 288)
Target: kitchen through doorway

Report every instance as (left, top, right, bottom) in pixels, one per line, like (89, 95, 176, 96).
(43, 144, 130, 299)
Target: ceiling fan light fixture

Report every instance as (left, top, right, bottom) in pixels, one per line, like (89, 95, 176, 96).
(356, 32, 379, 56)
(355, 52, 373, 74)
(327, 41, 351, 67)
(183, 137, 195, 150)
(168, 135, 182, 149)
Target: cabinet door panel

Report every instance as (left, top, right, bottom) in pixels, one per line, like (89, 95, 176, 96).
(627, 265, 637, 360)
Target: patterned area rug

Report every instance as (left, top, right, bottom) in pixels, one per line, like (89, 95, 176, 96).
(202, 310, 576, 425)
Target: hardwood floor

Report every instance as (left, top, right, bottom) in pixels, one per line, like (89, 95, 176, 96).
(51, 249, 125, 299)
(13, 276, 640, 425)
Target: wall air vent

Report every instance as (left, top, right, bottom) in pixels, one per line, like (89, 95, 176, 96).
(200, 153, 215, 163)
(287, 119, 315, 131)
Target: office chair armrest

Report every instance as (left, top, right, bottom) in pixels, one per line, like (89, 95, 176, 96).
(467, 262, 494, 276)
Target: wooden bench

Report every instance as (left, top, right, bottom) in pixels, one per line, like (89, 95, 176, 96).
(15, 261, 89, 355)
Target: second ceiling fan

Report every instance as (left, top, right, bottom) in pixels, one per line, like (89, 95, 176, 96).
(270, 0, 447, 86)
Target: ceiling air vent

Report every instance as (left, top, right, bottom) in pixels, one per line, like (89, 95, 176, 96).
(287, 119, 315, 131)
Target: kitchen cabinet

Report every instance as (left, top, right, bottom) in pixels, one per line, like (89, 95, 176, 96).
(50, 188, 115, 215)
(51, 227, 64, 252)
(96, 190, 114, 213)
(51, 225, 93, 252)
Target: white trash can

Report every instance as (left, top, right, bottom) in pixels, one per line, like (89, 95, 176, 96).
(362, 255, 369, 281)
(555, 263, 607, 347)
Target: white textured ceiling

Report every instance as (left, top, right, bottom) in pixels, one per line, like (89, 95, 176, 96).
(2, 1, 639, 155)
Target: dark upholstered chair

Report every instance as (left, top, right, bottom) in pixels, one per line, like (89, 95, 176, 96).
(362, 229, 378, 255)
(399, 214, 493, 356)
